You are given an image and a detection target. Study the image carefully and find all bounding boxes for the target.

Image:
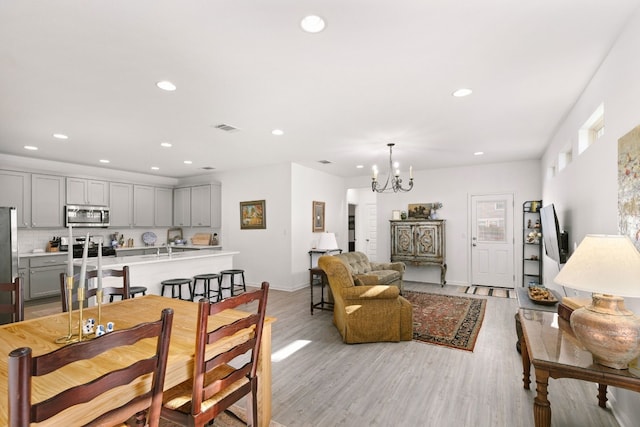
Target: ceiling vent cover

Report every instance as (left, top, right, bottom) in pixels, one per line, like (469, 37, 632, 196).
(201, 166, 215, 170)
(318, 160, 332, 164)
(214, 123, 240, 133)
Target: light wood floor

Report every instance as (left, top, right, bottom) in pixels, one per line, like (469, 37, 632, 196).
(25, 283, 620, 427)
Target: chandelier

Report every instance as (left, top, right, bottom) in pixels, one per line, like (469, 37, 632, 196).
(371, 143, 413, 193)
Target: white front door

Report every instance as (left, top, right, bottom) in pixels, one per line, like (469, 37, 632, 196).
(471, 194, 515, 288)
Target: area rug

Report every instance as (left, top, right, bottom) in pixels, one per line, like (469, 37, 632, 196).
(403, 291, 486, 352)
(461, 285, 515, 299)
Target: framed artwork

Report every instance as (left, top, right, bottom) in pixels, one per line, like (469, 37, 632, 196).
(408, 203, 432, 219)
(240, 200, 266, 230)
(619, 124, 640, 250)
(313, 201, 325, 232)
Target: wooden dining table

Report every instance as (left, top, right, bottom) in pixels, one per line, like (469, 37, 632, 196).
(0, 295, 275, 426)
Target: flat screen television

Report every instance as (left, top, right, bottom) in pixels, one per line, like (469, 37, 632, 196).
(539, 204, 568, 265)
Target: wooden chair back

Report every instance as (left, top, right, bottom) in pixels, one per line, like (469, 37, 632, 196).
(8, 307, 174, 427)
(161, 282, 269, 427)
(0, 277, 24, 323)
(59, 266, 131, 312)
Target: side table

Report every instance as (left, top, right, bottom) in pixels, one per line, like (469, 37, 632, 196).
(309, 267, 334, 315)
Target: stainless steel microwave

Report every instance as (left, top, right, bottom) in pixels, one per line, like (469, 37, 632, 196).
(65, 205, 110, 228)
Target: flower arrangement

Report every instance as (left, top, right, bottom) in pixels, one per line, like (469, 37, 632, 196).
(430, 202, 443, 219)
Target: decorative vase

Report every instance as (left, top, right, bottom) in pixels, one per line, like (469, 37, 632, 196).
(400, 211, 407, 220)
(570, 294, 640, 369)
(430, 210, 438, 220)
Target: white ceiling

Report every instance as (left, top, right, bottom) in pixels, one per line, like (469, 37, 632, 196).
(1, 1, 638, 180)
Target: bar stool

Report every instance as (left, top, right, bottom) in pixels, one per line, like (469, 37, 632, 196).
(219, 269, 246, 298)
(110, 286, 147, 302)
(192, 273, 221, 302)
(161, 278, 193, 300)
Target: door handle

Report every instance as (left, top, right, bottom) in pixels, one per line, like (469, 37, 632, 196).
(472, 243, 477, 247)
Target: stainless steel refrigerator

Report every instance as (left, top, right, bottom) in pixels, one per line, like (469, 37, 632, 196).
(0, 207, 19, 324)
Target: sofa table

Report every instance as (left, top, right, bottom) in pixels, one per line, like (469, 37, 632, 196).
(309, 267, 334, 314)
(518, 308, 640, 427)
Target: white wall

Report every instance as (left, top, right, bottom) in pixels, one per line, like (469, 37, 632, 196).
(208, 163, 292, 291)
(541, 7, 640, 426)
(361, 160, 541, 286)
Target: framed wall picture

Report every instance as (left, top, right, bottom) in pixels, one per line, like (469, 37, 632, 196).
(240, 200, 266, 230)
(313, 201, 325, 232)
(408, 203, 432, 219)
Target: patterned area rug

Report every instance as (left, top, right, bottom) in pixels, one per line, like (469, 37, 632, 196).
(403, 291, 487, 352)
(461, 286, 515, 299)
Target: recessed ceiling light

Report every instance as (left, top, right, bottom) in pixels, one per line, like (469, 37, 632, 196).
(160, 142, 172, 148)
(272, 129, 284, 136)
(53, 133, 68, 140)
(99, 159, 110, 164)
(151, 166, 160, 171)
(356, 165, 364, 169)
(24, 145, 38, 151)
(156, 80, 177, 91)
(301, 15, 326, 33)
(184, 160, 193, 165)
(453, 88, 473, 97)
(474, 151, 484, 156)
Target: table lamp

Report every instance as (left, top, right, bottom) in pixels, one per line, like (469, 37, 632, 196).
(553, 234, 640, 369)
(317, 232, 339, 251)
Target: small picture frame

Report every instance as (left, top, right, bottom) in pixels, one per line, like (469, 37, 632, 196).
(313, 201, 325, 232)
(392, 210, 401, 220)
(240, 200, 266, 230)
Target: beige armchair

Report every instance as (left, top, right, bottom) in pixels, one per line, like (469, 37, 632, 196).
(334, 251, 405, 294)
(318, 255, 413, 344)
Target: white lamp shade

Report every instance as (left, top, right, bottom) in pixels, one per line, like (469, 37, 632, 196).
(317, 233, 339, 251)
(553, 234, 640, 297)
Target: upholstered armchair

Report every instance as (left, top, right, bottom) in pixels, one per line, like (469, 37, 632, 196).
(334, 251, 405, 294)
(318, 255, 413, 344)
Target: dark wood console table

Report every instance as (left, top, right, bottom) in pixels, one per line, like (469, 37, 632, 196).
(518, 308, 640, 427)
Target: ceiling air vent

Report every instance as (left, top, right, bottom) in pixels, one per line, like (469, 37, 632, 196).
(318, 160, 332, 164)
(214, 123, 240, 133)
(201, 166, 215, 170)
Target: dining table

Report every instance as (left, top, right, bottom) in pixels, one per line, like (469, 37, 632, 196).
(0, 295, 275, 426)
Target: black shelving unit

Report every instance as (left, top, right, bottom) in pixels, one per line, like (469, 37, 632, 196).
(522, 200, 543, 287)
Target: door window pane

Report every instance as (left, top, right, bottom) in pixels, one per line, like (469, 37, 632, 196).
(476, 200, 506, 242)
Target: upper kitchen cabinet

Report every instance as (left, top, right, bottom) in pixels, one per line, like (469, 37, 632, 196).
(173, 187, 191, 227)
(66, 178, 109, 206)
(191, 185, 211, 227)
(0, 170, 31, 228)
(109, 182, 133, 227)
(31, 174, 65, 228)
(154, 187, 173, 227)
(173, 183, 221, 228)
(133, 185, 154, 227)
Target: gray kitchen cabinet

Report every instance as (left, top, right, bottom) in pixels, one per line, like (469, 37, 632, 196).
(133, 185, 154, 227)
(0, 170, 31, 228)
(210, 183, 221, 228)
(28, 254, 66, 300)
(191, 185, 211, 227)
(31, 174, 65, 228)
(173, 187, 191, 227)
(154, 187, 173, 226)
(66, 178, 109, 206)
(109, 182, 133, 227)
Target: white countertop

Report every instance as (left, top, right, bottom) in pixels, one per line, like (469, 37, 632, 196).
(19, 251, 67, 258)
(72, 249, 238, 269)
(115, 245, 222, 251)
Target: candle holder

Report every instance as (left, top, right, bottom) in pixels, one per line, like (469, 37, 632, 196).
(55, 281, 106, 344)
(55, 274, 79, 344)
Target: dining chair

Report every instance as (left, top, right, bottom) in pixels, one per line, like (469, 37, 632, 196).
(59, 266, 131, 312)
(161, 282, 269, 427)
(8, 307, 174, 427)
(0, 277, 24, 323)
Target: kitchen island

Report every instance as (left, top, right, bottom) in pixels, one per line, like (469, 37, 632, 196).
(74, 249, 238, 297)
